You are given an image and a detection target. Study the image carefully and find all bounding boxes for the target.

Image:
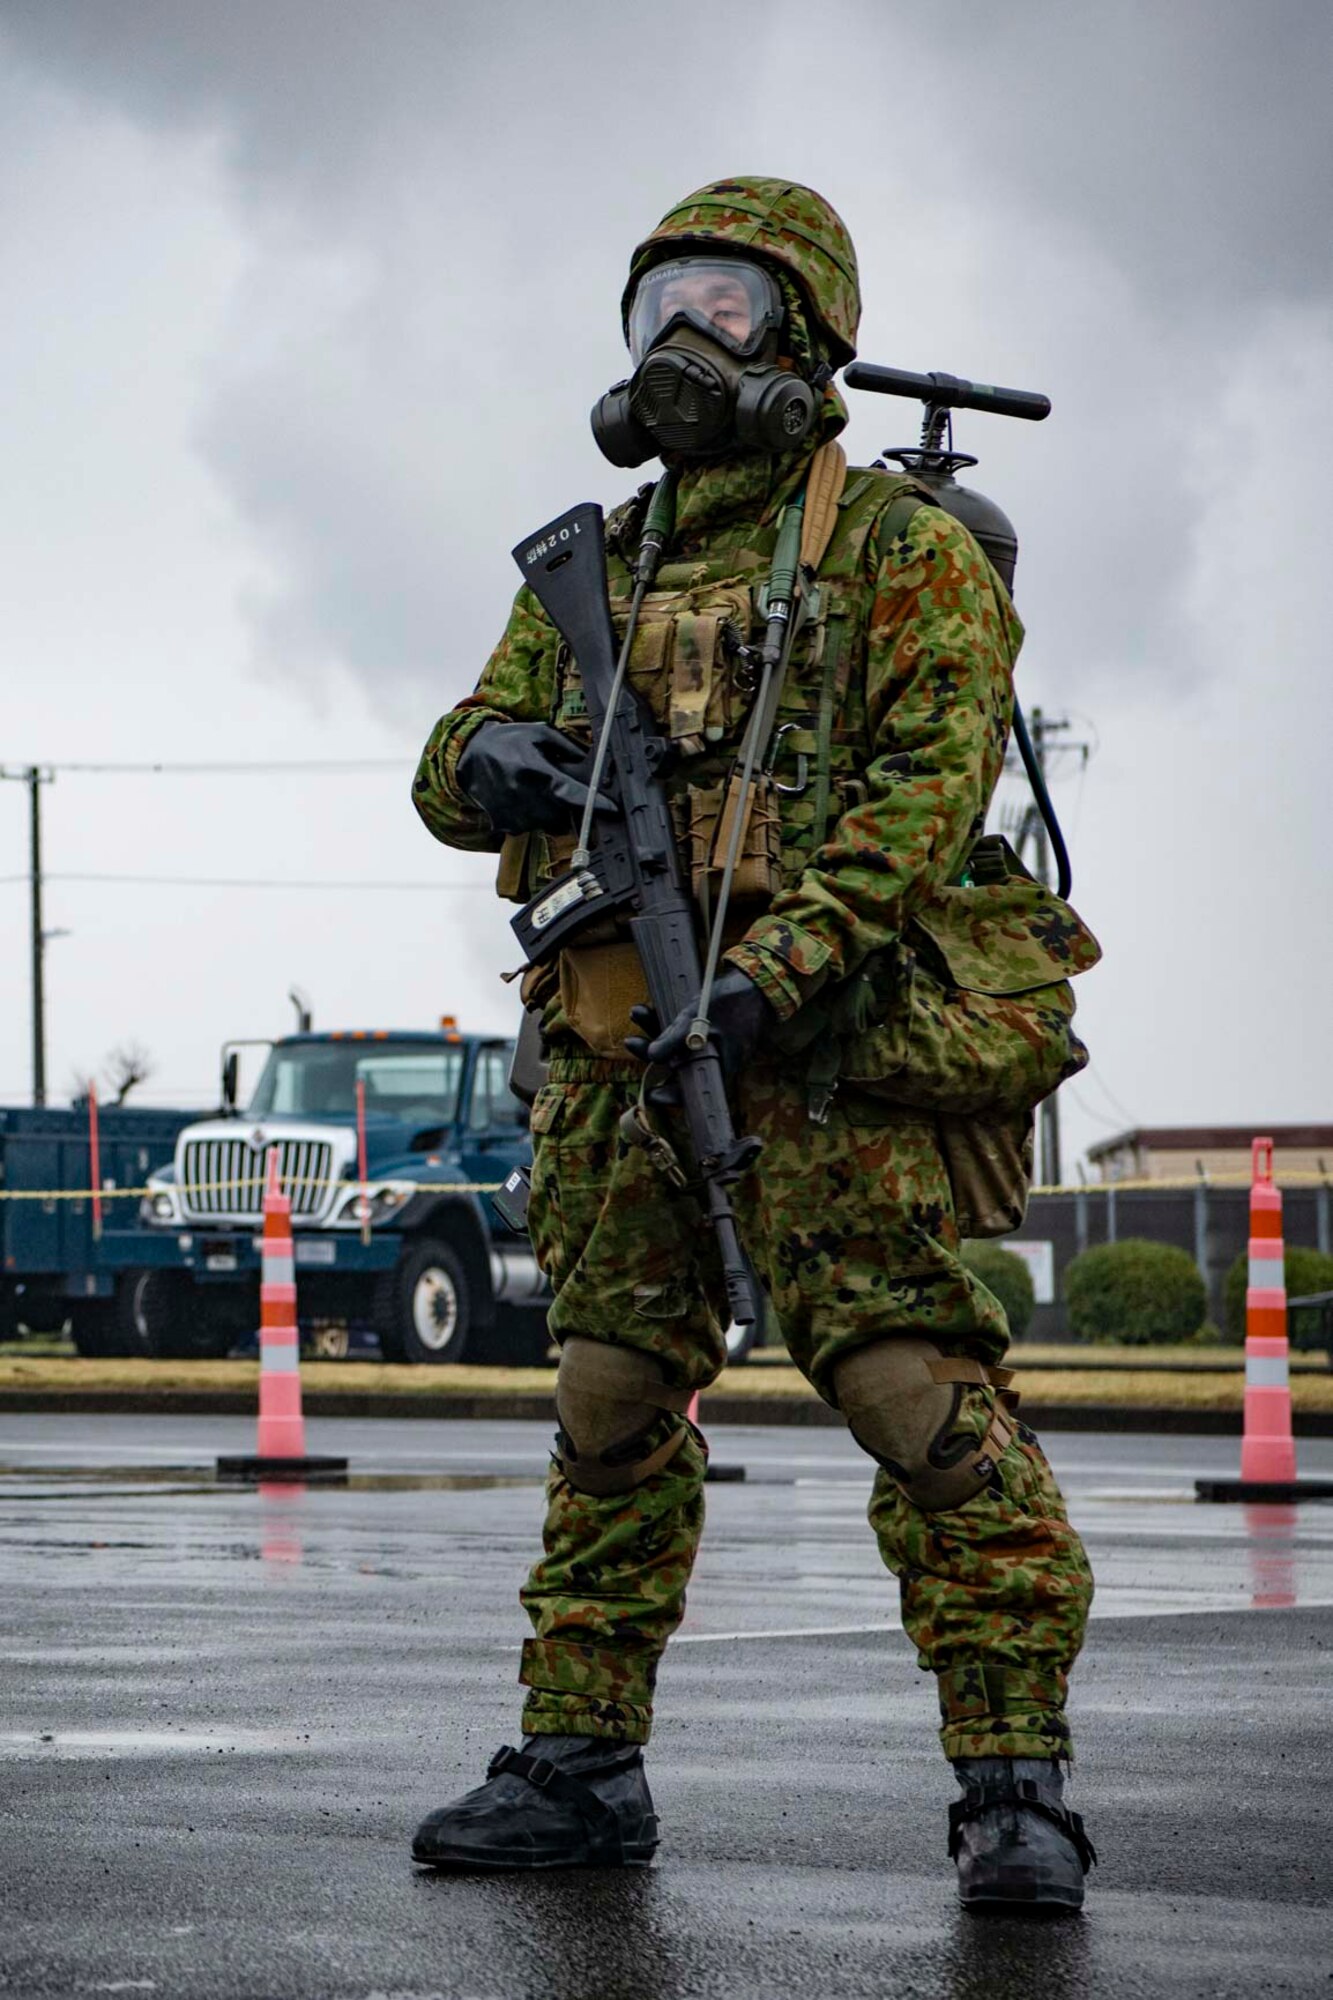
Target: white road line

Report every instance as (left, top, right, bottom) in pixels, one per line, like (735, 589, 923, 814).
(504, 1595, 1333, 1652)
(673, 1620, 900, 1644)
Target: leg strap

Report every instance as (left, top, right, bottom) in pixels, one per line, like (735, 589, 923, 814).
(948, 1776, 1097, 1872)
(486, 1744, 640, 1865)
(929, 1356, 1020, 1482)
(835, 1338, 1021, 1512)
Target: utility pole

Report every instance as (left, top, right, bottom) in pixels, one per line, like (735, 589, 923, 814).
(30, 767, 45, 1107)
(1002, 708, 1089, 1189)
(3, 765, 55, 1106)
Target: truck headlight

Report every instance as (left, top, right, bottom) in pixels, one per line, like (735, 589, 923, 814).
(332, 1183, 413, 1227)
(140, 1181, 180, 1226)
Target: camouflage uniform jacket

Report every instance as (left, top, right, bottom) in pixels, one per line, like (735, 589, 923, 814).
(413, 443, 1043, 1033)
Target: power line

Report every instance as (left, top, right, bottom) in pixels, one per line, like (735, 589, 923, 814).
(1064, 1084, 1133, 1135)
(1078, 1063, 1141, 1131)
(0, 758, 413, 776)
(0, 871, 489, 892)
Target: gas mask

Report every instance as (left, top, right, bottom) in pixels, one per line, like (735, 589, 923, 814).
(591, 255, 818, 468)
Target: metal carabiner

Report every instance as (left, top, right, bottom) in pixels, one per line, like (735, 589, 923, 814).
(767, 722, 809, 797)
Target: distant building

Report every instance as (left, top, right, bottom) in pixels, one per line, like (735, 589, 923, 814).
(1086, 1125, 1333, 1184)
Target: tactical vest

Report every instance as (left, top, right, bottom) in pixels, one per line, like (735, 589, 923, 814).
(505, 465, 1100, 1236)
(538, 465, 932, 904)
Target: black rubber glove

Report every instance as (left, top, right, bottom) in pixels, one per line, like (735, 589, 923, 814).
(456, 721, 617, 836)
(625, 966, 774, 1080)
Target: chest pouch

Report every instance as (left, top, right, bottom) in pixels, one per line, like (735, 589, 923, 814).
(619, 582, 756, 756)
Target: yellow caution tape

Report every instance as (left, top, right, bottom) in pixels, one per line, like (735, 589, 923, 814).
(1031, 1169, 1333, 1195)
(2, 1169, 1326, 1204)
(0, 1178, 506, 1202)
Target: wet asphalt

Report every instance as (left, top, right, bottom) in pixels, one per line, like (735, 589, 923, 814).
(2, 1417, 1331, 1999)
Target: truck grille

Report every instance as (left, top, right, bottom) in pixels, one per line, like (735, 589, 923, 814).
(179, 1138, 336, 1222)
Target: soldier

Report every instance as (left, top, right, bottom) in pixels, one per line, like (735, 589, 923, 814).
(410, 178, 1099, 1909)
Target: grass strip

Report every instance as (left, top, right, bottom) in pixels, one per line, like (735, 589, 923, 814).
(2, 1354, 1331, 1411)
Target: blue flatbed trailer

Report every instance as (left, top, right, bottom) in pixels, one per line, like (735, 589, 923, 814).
(1, 1024, 548, 1363)
(0, 1105, 199, 1346)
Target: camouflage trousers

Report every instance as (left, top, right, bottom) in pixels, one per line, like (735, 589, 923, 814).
(518, 1051, 1094, 1762)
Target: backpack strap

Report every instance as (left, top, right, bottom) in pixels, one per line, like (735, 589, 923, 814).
(875, 486, 928, 559)
(798, 440, 848, 575)
(808, 473, 937, 851)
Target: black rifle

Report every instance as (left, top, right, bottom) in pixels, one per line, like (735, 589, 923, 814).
(509, 503, 762, 1326)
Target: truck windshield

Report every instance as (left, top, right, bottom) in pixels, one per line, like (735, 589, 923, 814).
(247, 1041, 465, 1123)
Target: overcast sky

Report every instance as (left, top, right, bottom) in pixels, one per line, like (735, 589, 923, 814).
(1, 0, 1329, 1178)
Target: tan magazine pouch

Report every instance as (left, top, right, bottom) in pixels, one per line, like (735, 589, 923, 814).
(937, 1110, 1036, 1240)
(558, 941, 651, 1060)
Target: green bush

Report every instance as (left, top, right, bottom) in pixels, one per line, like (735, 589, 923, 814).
(1063, 1238, 1206, 1345)
(1222, 1245, 1333, 1344)
(962, 1241, 1036, 1339)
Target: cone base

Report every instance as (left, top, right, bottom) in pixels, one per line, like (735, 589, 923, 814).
(1241, 1440, 1297, 1484)
(1195, 1477, 1333, 1503)
(217, 1455, 349, 1485)
(257, 1407, 307, 1456)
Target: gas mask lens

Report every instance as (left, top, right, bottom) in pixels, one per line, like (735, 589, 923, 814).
(627, 257, 783, 366)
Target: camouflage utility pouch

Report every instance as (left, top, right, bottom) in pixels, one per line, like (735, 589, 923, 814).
(797, 845, 1100, 1233)
(838, 865, 1101, 1118)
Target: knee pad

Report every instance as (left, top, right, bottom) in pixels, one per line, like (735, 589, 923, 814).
(832, 1337, 1019, 1513)
(555, 1336, 697, 1496)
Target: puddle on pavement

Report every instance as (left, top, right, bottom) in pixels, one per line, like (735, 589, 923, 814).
(0, 1728, 316, 1759)
(1244, 1501, 1300, 1607)
(0, 1467, 539, 1494)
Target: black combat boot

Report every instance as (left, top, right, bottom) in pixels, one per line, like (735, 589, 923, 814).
(949, 1757, 1096, 1912)
(411, 1735, 659, 1870)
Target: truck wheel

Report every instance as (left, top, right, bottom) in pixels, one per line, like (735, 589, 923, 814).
(69, 1301, 117, 1358)
(16, 1292, 69, 1336)
(374, 1238, 471, 1365)
(471, 1305, 553, 1366)
(117, 1271, 232, 1360)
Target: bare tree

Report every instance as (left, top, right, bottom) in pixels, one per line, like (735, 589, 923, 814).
(66, 1068, 97, 1107)
(105, 1041, 155, 1106)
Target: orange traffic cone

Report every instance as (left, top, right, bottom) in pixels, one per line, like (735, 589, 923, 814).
(1196, 1137, 1333, 1503)
(1240, 1138, 1295, 1485)
(257, 1150, 305, 1459)
(217, 1151, 347, 1486)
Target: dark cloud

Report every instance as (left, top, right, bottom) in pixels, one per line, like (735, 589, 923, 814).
(925, 0, 1333, 311)
(1, 0, 1327, 716)
(5, 1, 1328, 303)
(2, 0, 1329, 1157)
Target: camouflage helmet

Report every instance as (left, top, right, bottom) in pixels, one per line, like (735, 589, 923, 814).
(624, 177, 860, 368)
